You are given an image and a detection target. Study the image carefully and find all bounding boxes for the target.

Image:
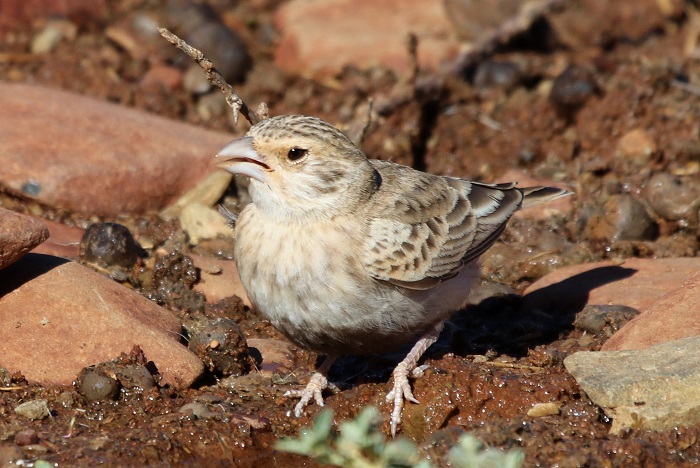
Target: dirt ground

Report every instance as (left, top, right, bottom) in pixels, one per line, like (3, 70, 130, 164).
(2, 0, 700, 466)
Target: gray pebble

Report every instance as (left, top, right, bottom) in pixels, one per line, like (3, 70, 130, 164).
(14, 399, 50, 420)
(644, 172, 700, 224)
(78, 370, 120, 401)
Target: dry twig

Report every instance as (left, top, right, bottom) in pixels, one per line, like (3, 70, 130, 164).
(158, 27, 263, 126)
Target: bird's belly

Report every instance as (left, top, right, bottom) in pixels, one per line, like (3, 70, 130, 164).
(234, 212, 445, 355)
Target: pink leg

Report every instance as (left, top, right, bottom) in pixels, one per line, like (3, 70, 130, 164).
(386, 321, 444, 437)
(285, 355, 337, 417)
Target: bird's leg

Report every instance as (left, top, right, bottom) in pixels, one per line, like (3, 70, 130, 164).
(386, 321, 445, 437)
(285, 355, 338, 417)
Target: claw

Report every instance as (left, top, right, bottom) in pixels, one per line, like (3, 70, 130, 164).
(285, 372, 329, 417)
(285, 356, 337, 417)
(384, 322, 445, 437)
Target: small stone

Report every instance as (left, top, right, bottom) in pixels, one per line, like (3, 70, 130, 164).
(617, 128, 657, 165)
(183, 65, 212, 95)
(549, 65, 598, 119)
(14, 429, 39, 446)
(527, 402, 561, 417)
(78, 370, 120, 401)
(56, 392, 75, 408)
(140, 65, 183, 93)
(188, 318, 250, 377)
(473, 60, 523, 90)
(0, 366, 10, 386)
(179, 402, 216, 419)
(167, 3, 252, 84)
(88, 437, 112, 451)
(31, 19, 77, 54)
(14, 400, 50, 420)
(643, 172, 700, 224)
(179, 203, 232, 245)
(573, 304, 640, 337)
(585, 194, 657, 242)
(80, 222, 144, 278)
(116, 365, 156, 392)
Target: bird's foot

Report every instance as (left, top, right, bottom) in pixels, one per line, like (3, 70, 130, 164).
(285, 371, 330, 417)
(386, 361, 423, 437)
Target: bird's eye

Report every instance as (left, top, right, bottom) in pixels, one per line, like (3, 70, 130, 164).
(287, 147, 308, 161)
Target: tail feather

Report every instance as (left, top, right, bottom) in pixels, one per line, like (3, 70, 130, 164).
(519, 186, 573, 209)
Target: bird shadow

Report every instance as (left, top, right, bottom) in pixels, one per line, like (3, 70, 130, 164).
(331, 265, 637, 383)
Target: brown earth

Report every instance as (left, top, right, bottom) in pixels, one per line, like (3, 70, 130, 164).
(1, 0, 700, 466)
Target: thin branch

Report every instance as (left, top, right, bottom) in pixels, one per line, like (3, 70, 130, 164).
(158, 27, 262, 126)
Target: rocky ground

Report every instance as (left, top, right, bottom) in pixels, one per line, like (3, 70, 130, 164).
(1, 0, 700, 466)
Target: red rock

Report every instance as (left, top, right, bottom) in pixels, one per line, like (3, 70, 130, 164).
(523, 258, 700, 350)
(602, 270, 700, 351)
(274, 0, 460, 78)
(0, 208, 48, 270)
(31, 219, 84, 258)
(191, 254, 251, 307)
(140, 65, 184, 93)
(523, 258, 700, 314)
(497, 169, 574, 220)
(0, 83, 234, 217)
(0, 254, 203, 388)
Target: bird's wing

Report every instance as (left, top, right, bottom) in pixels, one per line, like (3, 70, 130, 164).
(363, 160, 526, 290)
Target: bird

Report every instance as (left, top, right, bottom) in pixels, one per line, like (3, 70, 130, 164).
(215, 114, 571, 436)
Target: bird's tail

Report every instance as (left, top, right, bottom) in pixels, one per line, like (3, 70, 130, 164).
(519, 186, 573, 209)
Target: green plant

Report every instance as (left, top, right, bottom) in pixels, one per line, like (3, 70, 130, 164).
(448, 433, 524, 468)
(276, 407, 524, 468)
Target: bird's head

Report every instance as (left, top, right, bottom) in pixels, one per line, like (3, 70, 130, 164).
(216, 115, 380, 221)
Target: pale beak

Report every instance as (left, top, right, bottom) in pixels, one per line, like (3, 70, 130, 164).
(215, 136, 271, 183)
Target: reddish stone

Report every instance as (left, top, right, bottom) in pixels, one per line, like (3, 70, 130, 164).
(524, 258, 700, 350)
(0, 208, 48, 270)
(274, 0, 460, 78)
(0, 83, 234, 217)
(31, 219, 84, 259)
(0, 254, 203, 389)
(602, 270, 700, 351)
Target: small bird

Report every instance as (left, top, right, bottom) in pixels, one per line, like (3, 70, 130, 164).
(215, 114, 570, 436)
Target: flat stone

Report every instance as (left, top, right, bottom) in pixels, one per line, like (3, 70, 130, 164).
(31, 218, 84, 259)
(602, 270, 700, 351)
(0, 83, 233, 216)
(274, 0, 460, 78)
(0, 254, 203, 389)
(523, 257, 700, 315)
(565, 335, 700, 434)
(0, 208, 48, 270)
